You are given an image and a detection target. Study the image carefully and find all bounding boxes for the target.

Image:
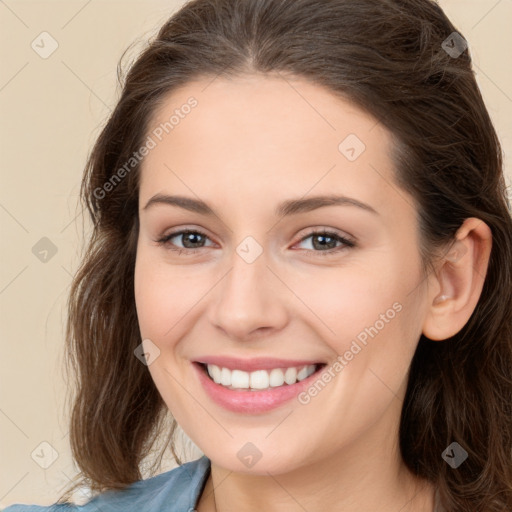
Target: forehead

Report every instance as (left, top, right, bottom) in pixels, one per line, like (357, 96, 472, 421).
(139, 74, 411, 222)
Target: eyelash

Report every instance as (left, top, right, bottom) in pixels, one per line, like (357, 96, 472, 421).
(155, 228, 356, 257)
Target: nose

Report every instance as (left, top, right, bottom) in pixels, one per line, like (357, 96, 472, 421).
(207, 246, 289, 341)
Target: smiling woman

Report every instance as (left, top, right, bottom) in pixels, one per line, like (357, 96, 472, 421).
(4, 0, 512, 511)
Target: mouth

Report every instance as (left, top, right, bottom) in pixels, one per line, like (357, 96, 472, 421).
(195, 361, 328, 392)
(192, 360, 329, 414)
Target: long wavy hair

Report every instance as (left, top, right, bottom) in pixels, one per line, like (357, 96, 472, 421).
(59, 0, 512, 510)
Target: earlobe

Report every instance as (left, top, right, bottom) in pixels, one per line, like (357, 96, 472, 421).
(422, 218, 492, 342)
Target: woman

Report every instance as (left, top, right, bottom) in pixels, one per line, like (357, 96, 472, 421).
(5, 0, 511, 510)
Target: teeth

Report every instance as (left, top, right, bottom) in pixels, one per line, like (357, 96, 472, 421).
(205, 364, 318, 390)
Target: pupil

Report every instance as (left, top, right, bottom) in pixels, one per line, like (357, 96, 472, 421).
(184, 232, 203, 248)
(313, 235, 336, 250)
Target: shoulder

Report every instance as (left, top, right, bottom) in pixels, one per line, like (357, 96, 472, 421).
(3, 455, 211, 512)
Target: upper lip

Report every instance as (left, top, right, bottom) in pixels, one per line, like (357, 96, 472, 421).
(195, 356, 325, 372)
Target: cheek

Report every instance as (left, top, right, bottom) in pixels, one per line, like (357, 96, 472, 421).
(134, 249, 203, 340)
(133, 250, 201, 415)
(285, 258, 409, 346)
(134, 255, 168, 339)
(287, 253, 423, 393)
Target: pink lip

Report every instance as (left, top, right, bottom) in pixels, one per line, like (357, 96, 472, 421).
(192, 362, 326, 414)
(195, 355, 324, 372)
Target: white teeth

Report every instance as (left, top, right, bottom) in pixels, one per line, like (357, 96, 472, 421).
(269, 368, 285, 387)
(232, 369, 249, 388)
(284, 367, 297, 385)
(220, 367, 231, 386)
(205, 364, 318, 390)
(297, 366, 310, 381)
(250, 370, 269, 389)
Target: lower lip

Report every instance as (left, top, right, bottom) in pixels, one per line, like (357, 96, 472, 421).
(192, 362, 325, 414)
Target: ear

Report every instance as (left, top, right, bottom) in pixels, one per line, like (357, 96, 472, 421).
(422, 217, 493, 341)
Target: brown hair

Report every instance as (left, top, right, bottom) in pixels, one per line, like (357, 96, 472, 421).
(60, 0, 512, 510)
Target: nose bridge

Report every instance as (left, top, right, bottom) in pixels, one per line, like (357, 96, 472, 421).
(207, 236, 288, 339)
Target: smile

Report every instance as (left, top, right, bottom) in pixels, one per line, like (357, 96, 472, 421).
(205, 363, 322, 390)
(192, 361, 328, 414)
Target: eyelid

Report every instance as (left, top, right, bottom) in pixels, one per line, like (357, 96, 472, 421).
(294, 226, 355, 245)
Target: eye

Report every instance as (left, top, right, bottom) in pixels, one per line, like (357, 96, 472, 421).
(293, 229, 355, 256)
(155, 228, 356, 256)
(156, 229, 214, 255)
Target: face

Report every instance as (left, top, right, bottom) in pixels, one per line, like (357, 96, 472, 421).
(134, 74, 429, 475)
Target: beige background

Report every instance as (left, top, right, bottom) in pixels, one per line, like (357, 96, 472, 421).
(1, 0, 511, 507)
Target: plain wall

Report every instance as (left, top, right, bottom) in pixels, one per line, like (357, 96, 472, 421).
(1, 0, 511, 506)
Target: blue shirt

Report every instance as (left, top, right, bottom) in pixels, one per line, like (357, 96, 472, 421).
(4, 455, 446, 512)
(3, 455, 211, 512)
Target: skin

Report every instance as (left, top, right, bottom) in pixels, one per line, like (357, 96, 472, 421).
(134, 74, 492, 512)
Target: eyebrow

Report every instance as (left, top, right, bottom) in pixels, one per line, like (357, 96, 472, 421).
(142, 193, 379, 217)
